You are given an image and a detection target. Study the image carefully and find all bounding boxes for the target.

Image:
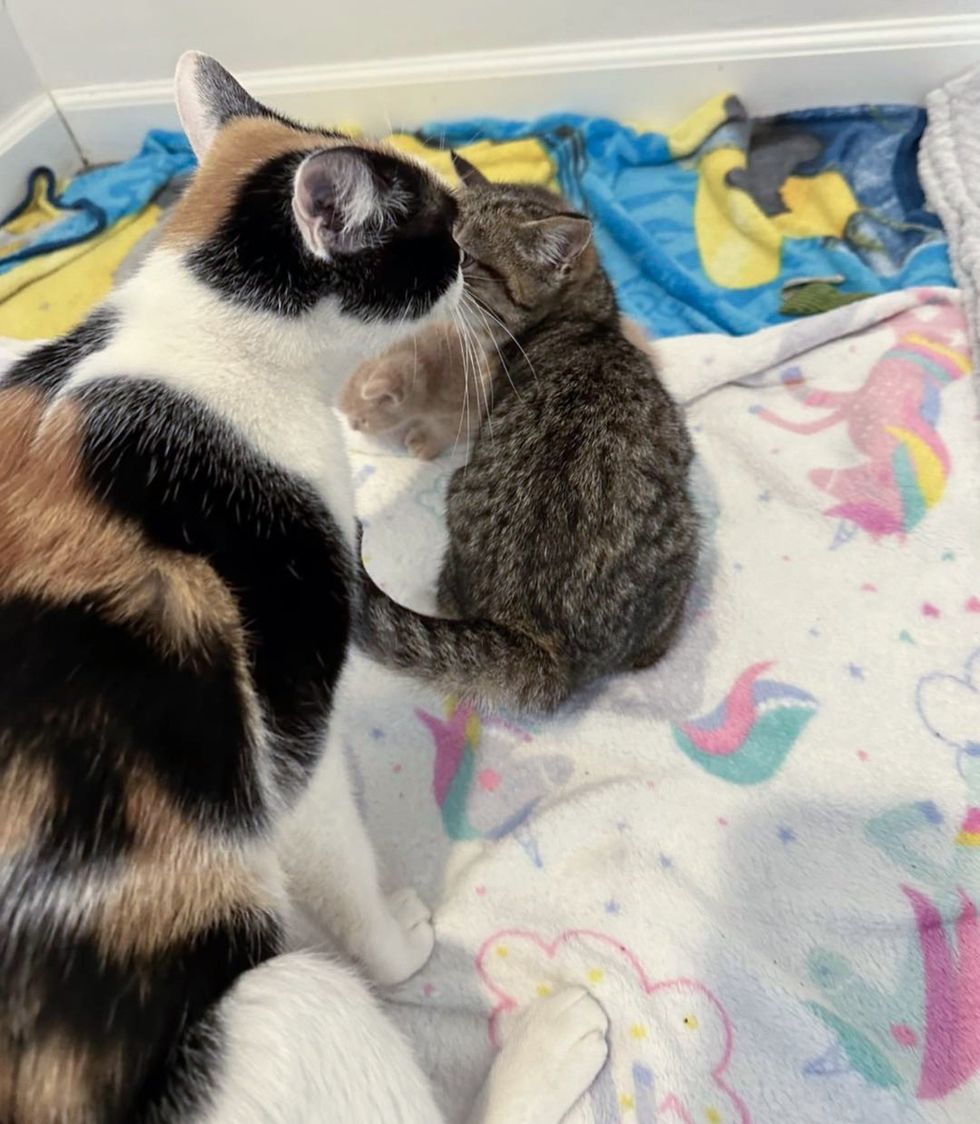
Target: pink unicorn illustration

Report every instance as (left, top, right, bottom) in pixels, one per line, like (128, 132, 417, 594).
(753, 302, 970, 539)
(904, 886, 980, 1099)
(415, 698, 571, 855)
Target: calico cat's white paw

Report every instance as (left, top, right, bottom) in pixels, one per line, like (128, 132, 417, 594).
(480, 988, 609, 1124)
(360, 887, 435, 986)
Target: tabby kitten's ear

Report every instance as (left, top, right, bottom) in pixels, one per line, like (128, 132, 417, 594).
(523, 214, 593, 273)
(292, 148, 407, 260)
(175, 52, 277, 159)
(451, 153, 490, 188)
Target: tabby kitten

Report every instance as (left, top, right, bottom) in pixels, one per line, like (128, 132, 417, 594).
(360, 156, 699, 711)
(0, 56, 607, 1124)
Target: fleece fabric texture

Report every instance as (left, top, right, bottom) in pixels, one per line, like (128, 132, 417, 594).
(332, 287, 978, 1123)
(920, 64, 980, 372)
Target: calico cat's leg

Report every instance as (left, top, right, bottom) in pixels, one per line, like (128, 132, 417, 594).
(467, 988, 609, 1124)
(277, 741, 435, 986)
(193, 951, 443, 1123)
(195, 958, 606, 1124)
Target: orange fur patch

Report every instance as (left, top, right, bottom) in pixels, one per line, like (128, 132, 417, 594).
(0, 387, 240, 660)
(88, 771, 270, 961)
(0, 1033, 126, 1124)
(0, 755, 55, 856)
(162, 116, 340, 247)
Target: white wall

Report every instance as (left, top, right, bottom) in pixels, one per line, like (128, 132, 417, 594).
(0, 3, 43, 118)
(2, 0, 980, 167)
(8, 0, 980, 89)
(0, 4, 78, 214)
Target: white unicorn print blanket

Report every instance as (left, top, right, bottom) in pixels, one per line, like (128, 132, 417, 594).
(339, 286, 980, 1123)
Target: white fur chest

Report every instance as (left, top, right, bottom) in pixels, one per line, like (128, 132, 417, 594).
(63, 252, 362, 544)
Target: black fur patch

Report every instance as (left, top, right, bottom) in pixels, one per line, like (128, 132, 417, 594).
(4, 309, 117, 395)
(0, 593, 262, 848)
(2, 904, 278, 1124)
(133, 917, 280, 1122)
(76, 378, 351, 781)
(186, 149, 459, 321)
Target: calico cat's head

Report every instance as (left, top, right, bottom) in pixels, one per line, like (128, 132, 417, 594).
(451, 154, 597, 334)
(165, 53, 460, 349)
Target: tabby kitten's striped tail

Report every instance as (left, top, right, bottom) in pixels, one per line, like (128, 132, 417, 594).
(356, 563, 569, 713)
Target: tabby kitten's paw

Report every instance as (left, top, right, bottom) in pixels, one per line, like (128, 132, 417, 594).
(361, 887, 435, 986)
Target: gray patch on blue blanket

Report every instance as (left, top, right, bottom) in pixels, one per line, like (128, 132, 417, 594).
(726, 126, 824, 216)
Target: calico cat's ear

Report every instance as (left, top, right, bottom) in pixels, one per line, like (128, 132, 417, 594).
(451, 153, 490, 188)
(523, 214, 593, 273)
(293, 148, 407, 260)
(175, 51, 274, 159)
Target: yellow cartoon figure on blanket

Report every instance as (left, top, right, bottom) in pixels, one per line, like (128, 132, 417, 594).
(670, 94, 860, 289)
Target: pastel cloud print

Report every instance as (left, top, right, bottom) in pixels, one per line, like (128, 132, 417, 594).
(916, 647, 980, 779)
(476, 928, 751, 1123)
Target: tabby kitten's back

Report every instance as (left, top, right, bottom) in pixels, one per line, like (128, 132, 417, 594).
(359, 160, 699, 710)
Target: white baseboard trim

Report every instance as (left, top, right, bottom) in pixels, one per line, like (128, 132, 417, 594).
(0, 96, 82, 216)
(6, 15, 980, 168)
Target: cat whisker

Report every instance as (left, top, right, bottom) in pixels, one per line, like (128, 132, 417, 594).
(458, 309, 493, 451)
(461, 292, 520, 406)
(465, 290, 539, 387)
(448, 307, 472, 460)
(462, 292, 530, 402)
(459, 310, 489, 452)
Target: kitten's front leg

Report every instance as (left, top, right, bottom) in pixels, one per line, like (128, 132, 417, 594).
(277, 736, 434, 986)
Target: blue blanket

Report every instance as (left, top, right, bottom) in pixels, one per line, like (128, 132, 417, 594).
(420, 97, 952, 337)
(2, 97, 953, 339)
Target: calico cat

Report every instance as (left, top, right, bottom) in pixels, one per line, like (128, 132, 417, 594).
(0, 54, 608, 1124)
(359, 156, 699, 711)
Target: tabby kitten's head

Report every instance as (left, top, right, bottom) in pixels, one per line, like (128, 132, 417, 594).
(167, 53, 461, 349)
(451, 154, 597, 335)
